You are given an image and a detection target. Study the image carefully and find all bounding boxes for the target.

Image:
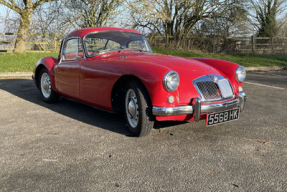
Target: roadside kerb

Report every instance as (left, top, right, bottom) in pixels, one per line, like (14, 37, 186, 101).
(0, 72, 32, 78)
(245, 66, 287, 72)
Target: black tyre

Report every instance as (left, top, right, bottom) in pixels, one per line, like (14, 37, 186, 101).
(38, 68, 59, 103)
(124, 79, 154, 137)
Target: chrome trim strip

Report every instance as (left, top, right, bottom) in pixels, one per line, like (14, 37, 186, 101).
(152, 91, 246, 117)
(152, 106, 193, 116)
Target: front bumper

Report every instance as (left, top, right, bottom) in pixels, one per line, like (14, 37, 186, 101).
(152, 91, 247, 121)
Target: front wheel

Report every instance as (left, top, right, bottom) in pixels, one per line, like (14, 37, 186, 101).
(39, 68, 59, 103)
(124, 80, 154, 137)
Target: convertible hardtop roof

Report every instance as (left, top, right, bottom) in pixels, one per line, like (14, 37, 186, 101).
(66, 27, 142, 39)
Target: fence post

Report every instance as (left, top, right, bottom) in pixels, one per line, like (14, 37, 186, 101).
(251, 35, 256, 54)
(166, 35, 169, 47)
(271, 37, 274, 53)
(283, 39, 285, 55)
(283, 38, 286, 55)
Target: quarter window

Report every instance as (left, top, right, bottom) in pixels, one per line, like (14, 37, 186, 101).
(127, 40, 148, 51)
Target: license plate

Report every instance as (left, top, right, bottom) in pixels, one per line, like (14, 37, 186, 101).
(206, 108, 239, 126)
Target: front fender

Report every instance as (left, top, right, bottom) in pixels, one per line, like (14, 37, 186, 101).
(126, 61, 180, 108)
(191, 58, 243, 97)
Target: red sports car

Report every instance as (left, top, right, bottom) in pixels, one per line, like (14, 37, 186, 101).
(33, 27, 247, 137)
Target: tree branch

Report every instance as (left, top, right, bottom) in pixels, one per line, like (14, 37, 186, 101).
(33, 0, 52, 9)
(0, 0, 21, 13)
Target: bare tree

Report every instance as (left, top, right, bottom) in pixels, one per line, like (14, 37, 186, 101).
(1, 6, 20, 33)
(28, 1, 70, 51)
(0, 0, 57, 52)
(196, 0, 250, 37)
(250, 0, 287, 37)
(127, 0, 244, 39)
(277, 13, 287, 37)
(64, 0, 120, 29)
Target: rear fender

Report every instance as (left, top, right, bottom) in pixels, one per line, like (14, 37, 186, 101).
(34, 56, 58, 92)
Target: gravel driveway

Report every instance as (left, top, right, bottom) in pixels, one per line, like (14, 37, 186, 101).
(0, 71, 287, 191)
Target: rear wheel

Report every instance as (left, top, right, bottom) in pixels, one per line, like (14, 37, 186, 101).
(39, 68, 59, 103)
(124, 80, 154, 137)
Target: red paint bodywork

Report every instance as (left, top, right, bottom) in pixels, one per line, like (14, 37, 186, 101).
(33, 27, 243, 121)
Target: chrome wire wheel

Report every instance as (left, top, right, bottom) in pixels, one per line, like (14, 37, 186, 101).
(40, 72, 51, 99)
(125, 89, 139, 128)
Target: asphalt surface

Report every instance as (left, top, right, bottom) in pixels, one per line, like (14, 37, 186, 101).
(0, 71, 287, 191)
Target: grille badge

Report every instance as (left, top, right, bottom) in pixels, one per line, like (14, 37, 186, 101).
(208, 75, 218, 83)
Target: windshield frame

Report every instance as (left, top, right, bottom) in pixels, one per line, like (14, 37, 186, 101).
(82, 31, 152, 58)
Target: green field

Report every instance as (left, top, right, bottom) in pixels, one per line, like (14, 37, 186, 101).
(0, 49, 286, 72)
(0, 52, 58, 72)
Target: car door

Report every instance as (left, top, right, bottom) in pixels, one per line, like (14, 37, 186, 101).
(55, 38, 84, 98)
(79, 37, 122, 110)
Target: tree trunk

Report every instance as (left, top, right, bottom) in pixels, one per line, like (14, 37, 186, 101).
(14, 10, 33, 53)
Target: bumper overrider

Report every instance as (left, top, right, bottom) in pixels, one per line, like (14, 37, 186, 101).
(152, 91, 247, 121)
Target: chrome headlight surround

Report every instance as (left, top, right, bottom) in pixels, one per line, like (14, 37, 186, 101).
(235, 66, 246, 83)
(163, 71, 180, 92)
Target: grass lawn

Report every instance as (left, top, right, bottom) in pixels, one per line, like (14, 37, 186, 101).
(0, 49, 286, 72)
(0, 52, 58, 72)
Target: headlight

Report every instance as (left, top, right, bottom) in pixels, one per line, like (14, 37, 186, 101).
(235, 66, 246, 83)
(163, 71, 180, 92)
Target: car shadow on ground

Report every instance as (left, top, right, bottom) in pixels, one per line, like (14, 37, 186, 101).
(0, 78, 188, 136)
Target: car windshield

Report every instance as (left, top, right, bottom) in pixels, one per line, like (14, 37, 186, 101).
(84, 31, 152, 57)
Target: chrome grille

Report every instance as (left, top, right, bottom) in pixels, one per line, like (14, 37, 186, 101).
(195, 81, 222, 100)
(218, 79, 233, 98)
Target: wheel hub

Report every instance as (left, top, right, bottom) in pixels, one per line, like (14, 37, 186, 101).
(128, 99, 136, 118)
(125, 89, 139, 128)
(43, 79, 49, 91)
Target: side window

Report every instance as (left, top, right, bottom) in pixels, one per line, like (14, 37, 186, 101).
(62, 38, 84, 60)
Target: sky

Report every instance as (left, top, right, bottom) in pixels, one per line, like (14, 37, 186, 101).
(0, 2, 286, 34)
(0, 5, 8, 30)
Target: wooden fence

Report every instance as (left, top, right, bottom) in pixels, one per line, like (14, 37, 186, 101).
(1, 33, 287, 55)
(0, 33, 65, 52)
(148, 35, 287, 55)
(237, 36, 287, 55)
